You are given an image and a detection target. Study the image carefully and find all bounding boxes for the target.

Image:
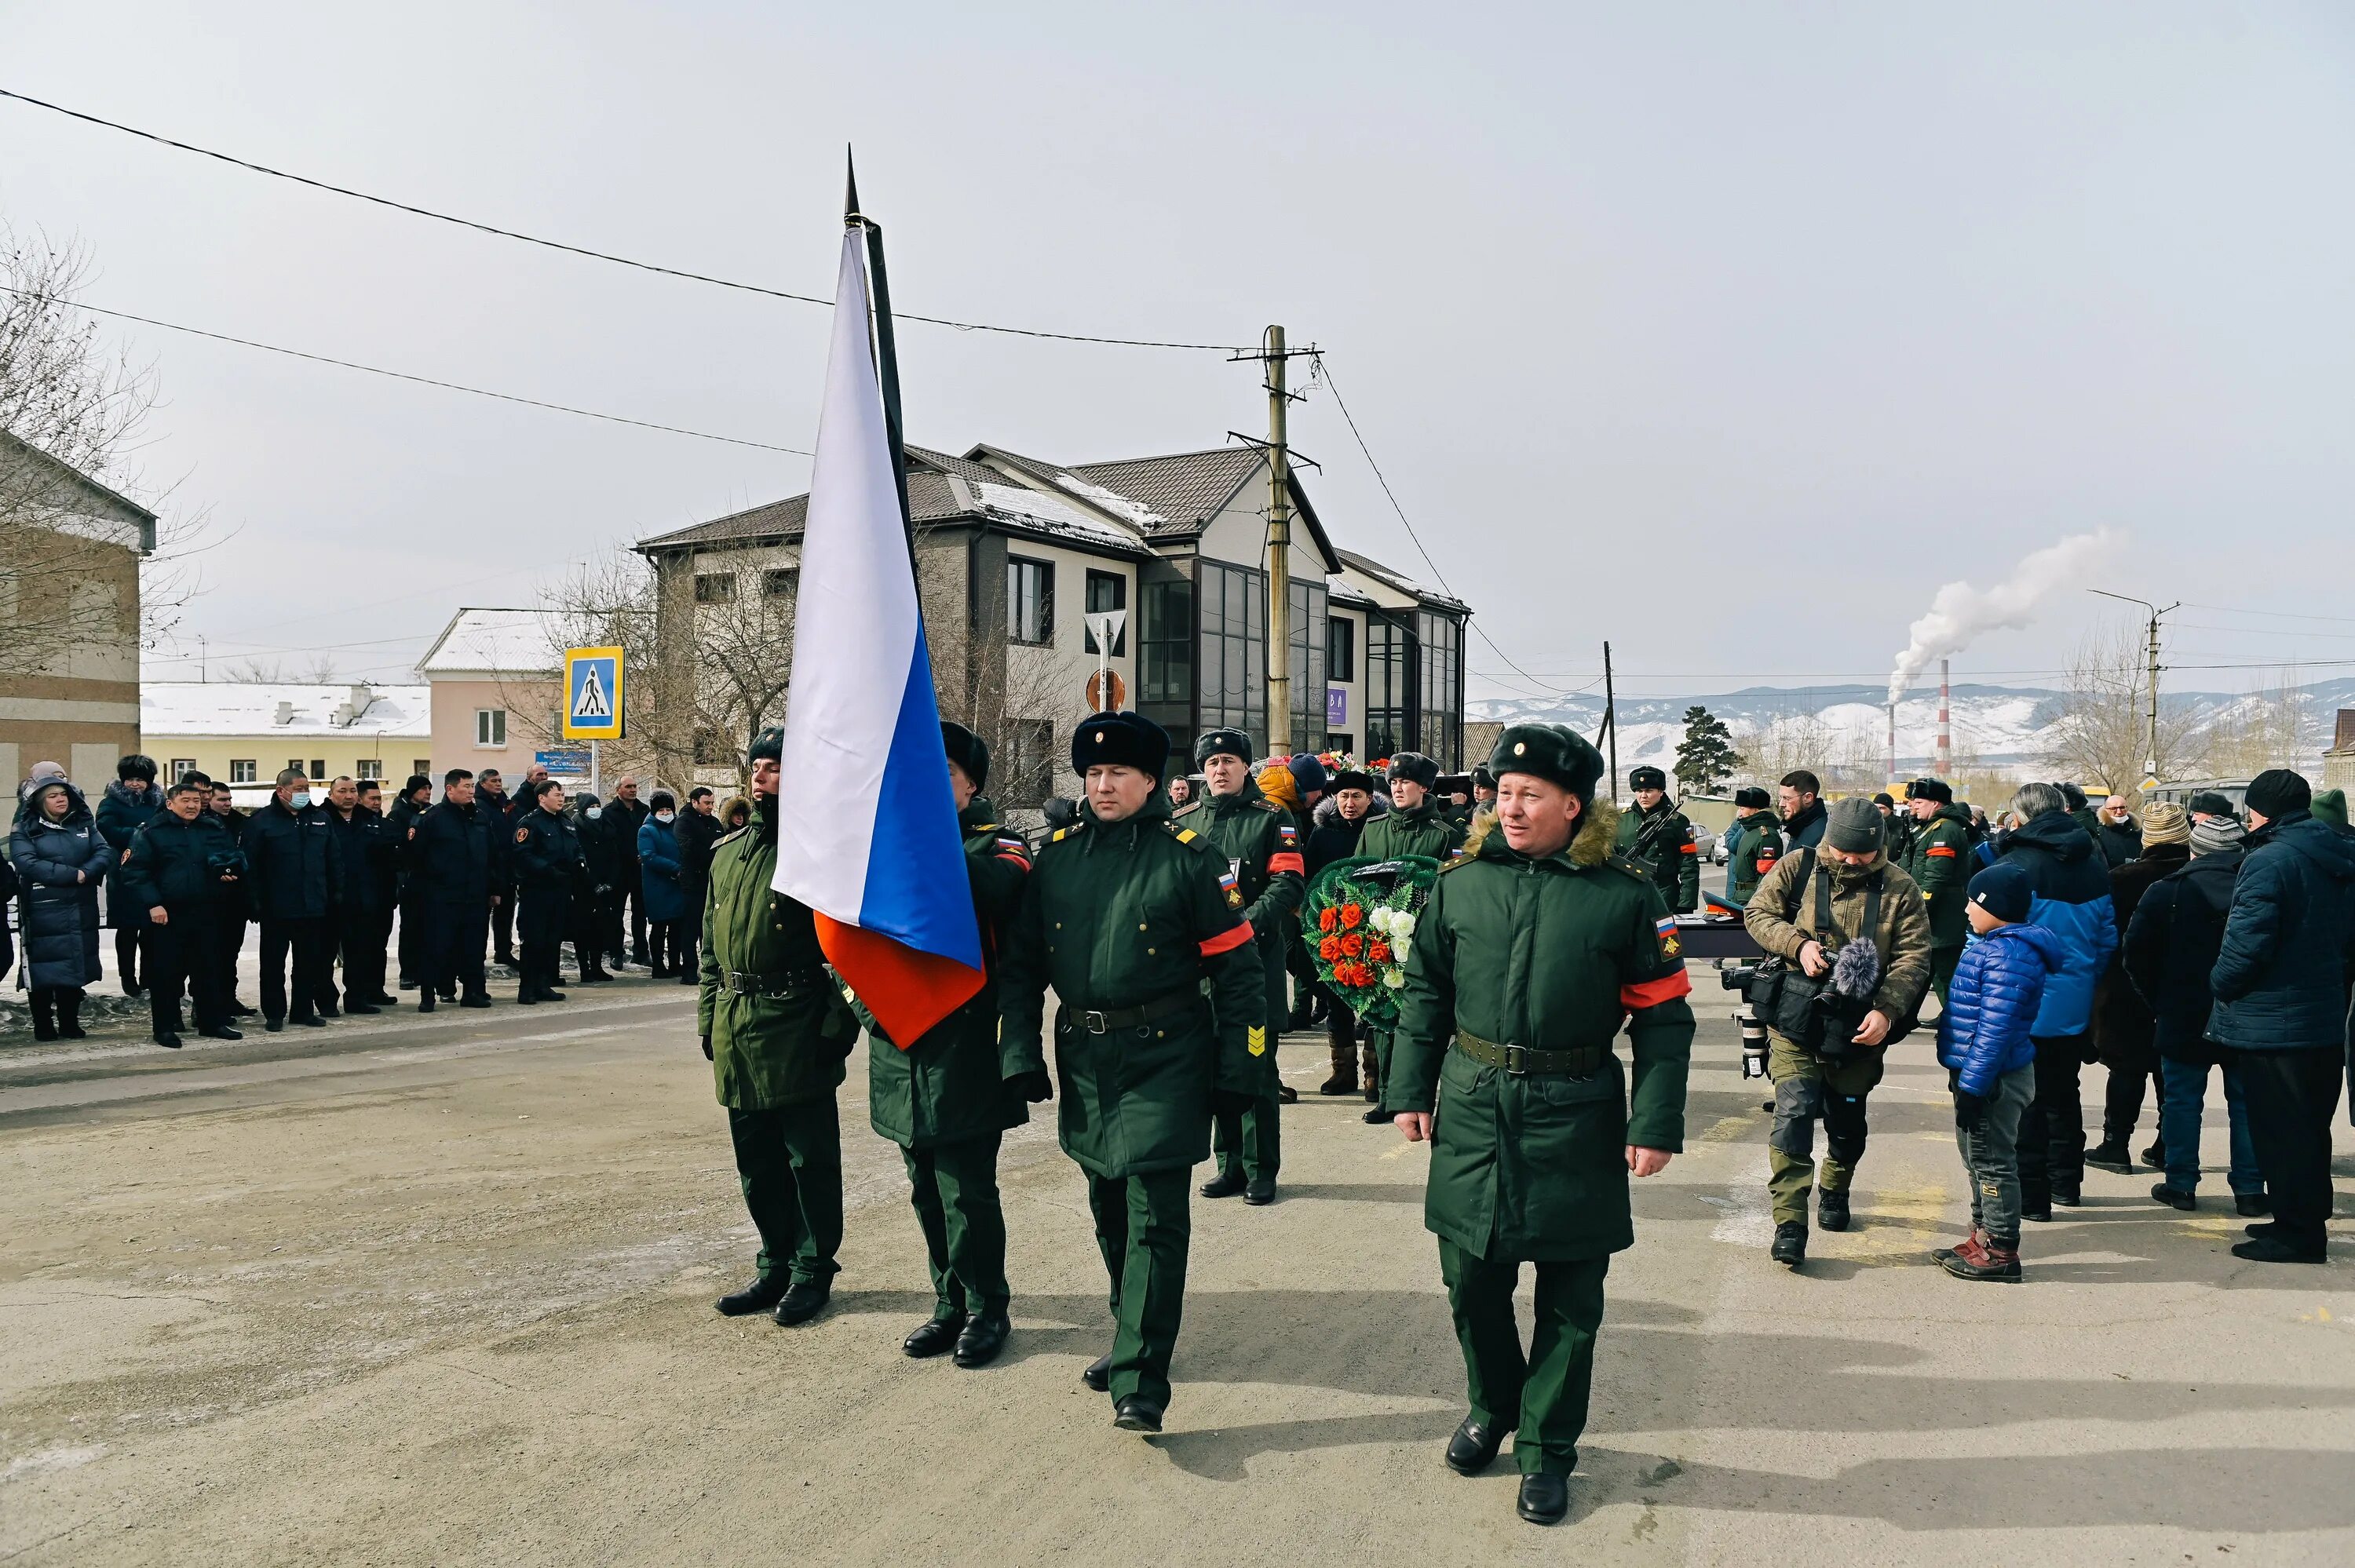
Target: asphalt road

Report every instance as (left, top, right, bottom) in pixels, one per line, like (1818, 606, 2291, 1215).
(2, 972, 2350, 1566)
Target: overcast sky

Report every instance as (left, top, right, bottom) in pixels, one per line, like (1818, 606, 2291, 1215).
(8, 2, 2353, 702)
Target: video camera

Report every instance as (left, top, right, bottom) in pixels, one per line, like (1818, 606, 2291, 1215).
(1716, 960, 1771, 1081)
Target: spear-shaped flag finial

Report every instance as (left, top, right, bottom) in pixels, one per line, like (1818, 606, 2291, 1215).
(844, 144, 861, 226)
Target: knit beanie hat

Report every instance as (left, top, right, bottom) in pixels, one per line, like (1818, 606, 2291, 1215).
(2310, 788, 2347, 830)
(2139, 801, 2189, 846)
(1824, 796, 1886, 854)
(2189, 814, 2247, 858)
(1286, 753, 1330, 798)
(2244, 768, 2311, 822)
(1968, 862, 2033, 924)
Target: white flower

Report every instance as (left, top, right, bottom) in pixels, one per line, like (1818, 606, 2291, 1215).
(1382, 967, 1408, 989)
(1389, 911, 1417, 942)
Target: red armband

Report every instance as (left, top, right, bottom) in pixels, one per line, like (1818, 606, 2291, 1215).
(1619, 971, 1693, 1010)
(1267, 851, 1305, 876)
(1199, 921, 1255, 957)
(1927, 845, 1958, 858)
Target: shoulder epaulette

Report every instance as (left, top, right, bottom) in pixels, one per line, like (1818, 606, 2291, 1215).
(713, 826, 749, 848)
(1606, 853, 1650, 881)
(1167, 822, 1207, 849)
(1048, 822, 1086, 845)
(1251, 799, 1281, 814)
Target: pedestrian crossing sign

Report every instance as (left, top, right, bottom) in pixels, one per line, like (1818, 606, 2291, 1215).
(562, 646, 625, 740)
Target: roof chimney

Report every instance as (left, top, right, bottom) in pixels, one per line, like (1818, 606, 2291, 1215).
(273, 699, 295, 727)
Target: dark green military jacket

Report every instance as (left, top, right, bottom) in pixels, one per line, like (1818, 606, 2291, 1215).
(1725, 809, 1784, 907)
(997, 792, 1268, 1179)
(864, 798, 1032, 1149)
(1358, 800, 1464, 864)
(1391, 803, 1696, 1263)
(1614, 798, 1700, 913)
(1904, 801, 1976, 950)
(1174, 774, 1303, 1070)
(696, 803, 856, 1111)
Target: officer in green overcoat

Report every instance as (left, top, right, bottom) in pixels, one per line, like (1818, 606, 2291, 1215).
(1389, 724, 1694, 1526)
(1900, 778, 1974, 1002)
(996, 711, 1266, 1435)
(1177, 728, 1302, 1205)
(1356, 751, 1466, 1113)
(1614, 765, 1700, 914)
(699, 727, 860, 1328)
(857, 722, 1031, 1369)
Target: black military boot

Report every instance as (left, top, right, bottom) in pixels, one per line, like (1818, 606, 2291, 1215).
(1444, 1416, 1505, 1475)
(2236, 1192, 2272, 1218)
(901, 1312, 966, 1358)
(1244, 1178, 1276, 1206)
(1771, 1221, 1807, 1267)
(953, 1311, 1010, 1369)
(2083, 1136, 2132, 1175)
(714, 1275, 790, 1317)
(2149, 1182, 2195, 1212)
(1517, 1474, 1569, 1526)
(1112, 1395, 1163, 1434)
(2139, 1138, 2165, 1170)
(29, 992, 57, 1042)
(57, 992, 86, 1039)
(417, 992, 436, 1013)
(1081, 1351, 1114, 1392)
(1363, 1106, 1394, 1125)
(772, 1278, 831, 1326)
(1816, 1188, 1851, 1233)
(1199, 1167, 1247, 1199)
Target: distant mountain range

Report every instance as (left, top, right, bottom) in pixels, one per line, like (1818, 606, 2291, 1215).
(1468, 676, 2355, 779)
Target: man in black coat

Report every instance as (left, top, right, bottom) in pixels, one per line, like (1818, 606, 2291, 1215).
(243, 768, 340, 1031)
(672, 786, 721, 986)
(386, 775, 434, 990)
(407, 768, 496, 1010)
(206, 781, 254, 1016)
(324, 776, 397, 1015)
(610, 775, 651, 968)
(115, 778, 246, 1048)
(477, 768, 519, 968)
(570, 792, 623, 983)
(512, 779, 586, 1002)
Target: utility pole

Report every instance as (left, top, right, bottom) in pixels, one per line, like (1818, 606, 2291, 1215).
(1603, 640, 1618, 802)
(1264, 325, 1294, 754)
(2090, 590, 2179, 787)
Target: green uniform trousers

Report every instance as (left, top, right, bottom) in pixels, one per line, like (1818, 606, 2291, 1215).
(1930, 946, 1962, 1007)
(1212, 1094, 1282, 1183)
(728, 1099, 843, 1287)
(1085, 1167, 1192, 1408)
(901, 1132, 1009, 1320)
(1438, 1241, 1609, 1478)
(1369, 1026, 1395, 1103)
(1766, 1033, 1886, 1226)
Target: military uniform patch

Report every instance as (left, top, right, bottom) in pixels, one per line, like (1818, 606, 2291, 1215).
(1656, 914, 1683, 959)
(515, 826, 531, 844)
(1247, 1024, 1267, 1056)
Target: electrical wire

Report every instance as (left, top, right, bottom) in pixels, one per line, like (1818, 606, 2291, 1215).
(0, 86, 1250, 353)
(3, 286, 812, 455)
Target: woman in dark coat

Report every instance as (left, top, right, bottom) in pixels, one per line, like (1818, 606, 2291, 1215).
(94, 753, 165, 995)
(10, 779, 117, 1039)
(637, 790, 688, 976)
(2087, 803, 2191, 1175)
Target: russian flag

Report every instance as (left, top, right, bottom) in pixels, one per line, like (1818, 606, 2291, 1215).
(772, 226, 984, 1047)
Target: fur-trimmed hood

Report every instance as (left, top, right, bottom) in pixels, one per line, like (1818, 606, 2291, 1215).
(1313, 793, 1389, 829)
(1462, 797, 1621, 866)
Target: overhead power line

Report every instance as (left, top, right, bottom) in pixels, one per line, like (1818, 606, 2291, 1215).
(3, 286, 812, 455)
(0, 86, 1249, 353)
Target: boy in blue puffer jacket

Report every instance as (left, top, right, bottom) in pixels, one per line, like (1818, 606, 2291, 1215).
(1933, 863, 2066, 1282)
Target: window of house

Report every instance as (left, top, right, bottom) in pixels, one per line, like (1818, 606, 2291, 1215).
(169, 758, 196, 782)
(762, 567, 798, 599)
(286, 758, 305, 775)
(1326, 731, 1354, 756)
(1287, 578, 1327, 752)
(412, 758, 433, 779)
(1139, 576, 1192, 707)
(308, 758, 327, 780)
(1418, 611, 1462, 768)
(476, 708, 507, 747)
(1083, 570, 1127, 655)
(1007, 557, 1054, 646)
(357, 760, 382, 781)
(694, 571, 737, 604)
(1196, 561, 1265, 743)
(229, 760, 257, 785)
(1327, 616, 1356, 684)
(1000, 718, 1057, 808)
(1365, 614, 1413, 761)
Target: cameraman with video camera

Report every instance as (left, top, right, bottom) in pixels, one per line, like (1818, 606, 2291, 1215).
(1741, 797, 1933, 1267)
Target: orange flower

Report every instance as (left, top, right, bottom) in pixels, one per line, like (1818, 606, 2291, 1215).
(1319, 906, 1338, 933)
(1369, 940, 1391, 965)
(1341, 903, 1364, 930)
(1340, 932, 1364, 957)
(1319, 935, 1342, 962)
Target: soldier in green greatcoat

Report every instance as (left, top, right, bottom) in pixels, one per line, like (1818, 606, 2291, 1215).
(1356, 751, 1466, 1112)
(856, 722, 1032, 1369)
(699, 727, 860, 1328)
(1900, 778, 1974, 1003)
(1389, 724, 1693, 1526)
(996, 711, 1266, 1435)
(1723, 786, 1784, 909)
(1177, 728, 1302, 1205)
(1614, 764, 1701, 914)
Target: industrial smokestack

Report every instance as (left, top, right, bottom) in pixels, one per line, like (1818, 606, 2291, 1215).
(1937, 658, 1952, 779)
(1886, 701, 1897, 787)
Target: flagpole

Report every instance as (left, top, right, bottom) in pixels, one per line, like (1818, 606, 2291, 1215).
(845, 148, 916, 551)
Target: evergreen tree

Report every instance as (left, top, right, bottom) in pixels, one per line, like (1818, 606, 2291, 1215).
(1674, 705, 1742, 793)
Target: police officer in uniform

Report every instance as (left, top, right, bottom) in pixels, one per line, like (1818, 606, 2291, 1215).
(116, 777, 246, 1048)
(512, 779, 584, 1003)
(996, 712, 1265, 1434)
(1614, 765, 1700, 915)
(701, 727, 860, 1327)
(1178, 729, 1304, 1205)
(410, 768, 495, 1011)
(860, 722, 1031, 1367)
(1389, 724, 1693, 1526)
(1901, 778, 1973, 1002)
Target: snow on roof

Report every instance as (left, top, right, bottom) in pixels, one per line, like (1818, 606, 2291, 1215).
(143, 683, 432, 738)
(1052, 473, 1167, 530)
(420, 607, 561, 674)
(975, 483, 1146, 552)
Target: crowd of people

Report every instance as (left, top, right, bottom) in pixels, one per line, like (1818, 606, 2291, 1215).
(4, 753, 743, 1047)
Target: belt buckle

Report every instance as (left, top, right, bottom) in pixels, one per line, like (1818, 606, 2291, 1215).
(1502, 1042, 1528, 1077)
(1081, 1010, 1110, 1034)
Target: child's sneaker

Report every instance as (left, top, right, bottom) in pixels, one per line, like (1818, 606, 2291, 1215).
(1940, 1235, 2021, 1282)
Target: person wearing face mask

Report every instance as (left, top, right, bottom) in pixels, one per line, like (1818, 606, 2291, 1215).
(241, 768, 341, 1032)
(569, 792, 622, 985)
(637, 790, 687, 977)
(9, 777, 115, 1041)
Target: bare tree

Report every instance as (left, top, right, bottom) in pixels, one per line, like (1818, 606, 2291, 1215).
(2200, 669, 2313, 778)
(2, 227, 206, 673)
(1734, 711, 1838, 790)
(2039, 620, 2202, 793)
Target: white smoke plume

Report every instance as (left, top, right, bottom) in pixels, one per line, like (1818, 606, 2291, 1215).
(1887, 529, 2121, 705)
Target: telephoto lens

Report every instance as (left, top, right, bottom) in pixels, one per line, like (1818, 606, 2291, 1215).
(1738, 1004, 1769, 1080)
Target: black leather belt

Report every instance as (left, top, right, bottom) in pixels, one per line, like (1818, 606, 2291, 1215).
(1455, 1029, 1608, 1078)
(1061, 988, 1205, 1035)
(725, 969, 827, 1000)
